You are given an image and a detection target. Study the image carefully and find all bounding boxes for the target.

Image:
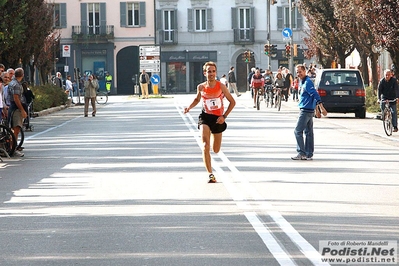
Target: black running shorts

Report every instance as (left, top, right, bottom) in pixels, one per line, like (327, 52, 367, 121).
(198, 111, 227, 134)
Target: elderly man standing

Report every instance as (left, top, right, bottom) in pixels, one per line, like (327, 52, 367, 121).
(8, 68, 27, 157)
(139, 70, 150, 99)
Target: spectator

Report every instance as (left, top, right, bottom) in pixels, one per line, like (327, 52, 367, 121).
(84, 74, 98, 117)
(228, 66, 241, 97)
(65, 75, 74, 104)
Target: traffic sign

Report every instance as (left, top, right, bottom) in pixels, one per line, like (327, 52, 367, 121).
(282, 28, 293, 38)
(139, 45, 160, 72)
(62, 45, 71, 57)
(150, 74, 160, 85)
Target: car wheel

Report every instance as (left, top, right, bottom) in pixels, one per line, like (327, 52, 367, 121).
(356, 107, 366, 119)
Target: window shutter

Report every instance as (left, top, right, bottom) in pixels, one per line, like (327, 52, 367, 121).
(231, 7, 237, 29)
(173, 9, 178, 29)
(250, 7, 255, 28)
(291, 7, 296, 29)
(277, 7, 283, 30)
(206, 8, 212, 32)
(187, 8, 193, 32)
(120, 2, 126, 27)
(156, 9, 162, 30)
(296, 8, 303, 29)
(139, 2, 146, 27)
(81, 3, 87, 34)
(60, 3, 67, 28)
(100, 3, 106, 33)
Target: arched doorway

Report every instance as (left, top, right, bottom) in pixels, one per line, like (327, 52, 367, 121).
(236, 53, 256, 92)
(116, 46, 139, 95)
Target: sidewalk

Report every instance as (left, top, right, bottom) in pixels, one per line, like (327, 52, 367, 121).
(237, 91, 399, 144)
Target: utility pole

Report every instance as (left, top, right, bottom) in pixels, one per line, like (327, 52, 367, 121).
(267, 0, 271, 69)
(289, 0, 294, 74)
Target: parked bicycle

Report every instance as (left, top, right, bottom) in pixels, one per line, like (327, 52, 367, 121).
(96, 91, 108, 105)
(0, 115, 17, 158)
(381, 98, 397, 136)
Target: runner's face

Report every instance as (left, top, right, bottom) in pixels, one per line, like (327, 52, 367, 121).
(204, 66, 216, 81)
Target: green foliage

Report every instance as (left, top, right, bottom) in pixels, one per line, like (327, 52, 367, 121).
(365, 86, 380, 113)
(30, 84, 68, 112)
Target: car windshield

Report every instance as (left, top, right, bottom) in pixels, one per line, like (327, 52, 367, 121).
(323, 72, 359, 86)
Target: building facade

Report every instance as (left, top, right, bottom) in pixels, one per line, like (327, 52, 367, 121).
(49, 0, 310, 95)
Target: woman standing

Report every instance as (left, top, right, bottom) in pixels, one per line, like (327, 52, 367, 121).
(84, 74, 98, 117)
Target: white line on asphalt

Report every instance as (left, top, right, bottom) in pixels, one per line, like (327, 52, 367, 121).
(176, 104, 296, 265)
(25, 117, 81, 141)
(175, 101, 330, 266)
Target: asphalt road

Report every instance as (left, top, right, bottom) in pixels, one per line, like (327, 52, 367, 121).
(0, 93, 398, 266)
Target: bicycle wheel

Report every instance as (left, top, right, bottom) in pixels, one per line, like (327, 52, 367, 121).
(268, 91, 274, 108)
(96, 92, 108, 104)
(15, 126, 24, 151)
(276, 94, 282, 111)
(383, 109, 393, 136)
(0, 125, 16, 157)
(256, 93, 260, 110)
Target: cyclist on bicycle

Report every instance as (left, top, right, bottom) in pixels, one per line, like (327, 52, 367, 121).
(274, 72, 285, 104)
(251, 69, 265, 108)
(263, 69, 274, 104)
(378, 69, 399, 132)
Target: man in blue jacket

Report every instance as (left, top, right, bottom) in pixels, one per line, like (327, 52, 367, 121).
(292, 64, 326, 160)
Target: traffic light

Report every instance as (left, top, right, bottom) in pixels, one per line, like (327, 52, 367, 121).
(242, 50, 251, 62)
(285, 44, 291, 58)
(270, 44, 277, 57)
(293, 44, 300, 57)
(242, 51, 247, 62)
(264, 44, 270, 55)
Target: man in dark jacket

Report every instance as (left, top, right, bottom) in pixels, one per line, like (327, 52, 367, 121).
(378, 69, 399, 132)
(228, 66, 241, 97)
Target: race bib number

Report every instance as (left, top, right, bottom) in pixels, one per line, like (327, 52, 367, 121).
(205, 98, 222, 110)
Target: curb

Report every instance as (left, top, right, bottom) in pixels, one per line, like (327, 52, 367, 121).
(36, 105, 69, 117)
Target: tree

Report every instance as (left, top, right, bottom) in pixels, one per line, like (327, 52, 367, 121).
(22, 0, 55, 84)
(331, 0, 379, 88)
(0, 0, 56, 84)
(0, 0, 28, 67)
(298, 0, 354, 68)
(367, 0, 399, 75)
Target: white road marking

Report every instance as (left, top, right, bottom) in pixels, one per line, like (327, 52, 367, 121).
(176, 100, 329, 266)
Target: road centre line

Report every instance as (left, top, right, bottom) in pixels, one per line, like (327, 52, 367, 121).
(176, 102, 329, 266)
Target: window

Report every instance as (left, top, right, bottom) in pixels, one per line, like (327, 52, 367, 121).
(239, 8, 252, 40)
(195, 9, 206, 31)
(127, 2, 140, 26)
(120, 2, 146, 27)
(231, 7, 254, 42)
(88, 3, 100, 34)
(187, 8, 212, 32)
(164, 10, 176, 42)
(51, 3, 66, 28)
(277, 6, 303, 30)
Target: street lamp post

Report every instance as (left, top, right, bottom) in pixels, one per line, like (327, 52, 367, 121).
(289, 0, 294, 74)
(267, 0, 271, 69)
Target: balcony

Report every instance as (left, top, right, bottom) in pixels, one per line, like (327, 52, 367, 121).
(233, 28, 255, 45)
(158, 30, 178, 45)
(72, 25, 114, 43)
